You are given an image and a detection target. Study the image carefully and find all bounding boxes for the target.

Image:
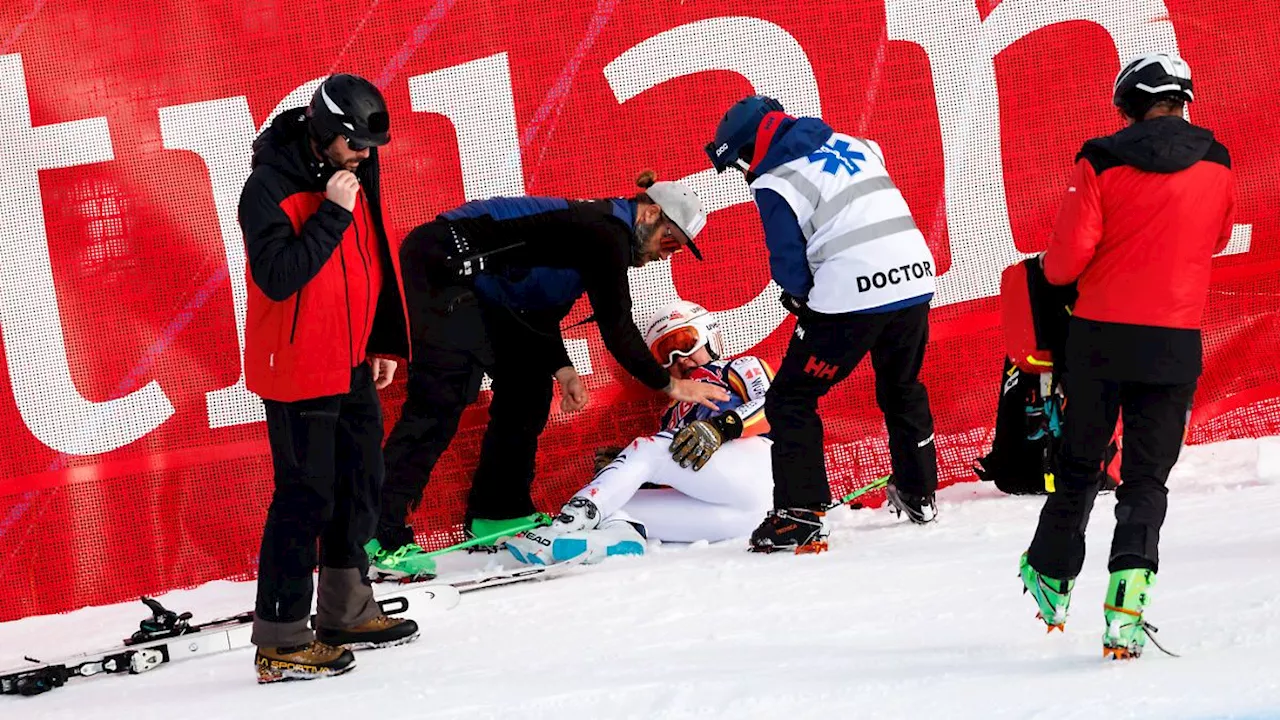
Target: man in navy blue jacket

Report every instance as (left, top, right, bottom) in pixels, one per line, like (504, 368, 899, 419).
(705, 96, 941, 553)
(367, 172, 728, 579)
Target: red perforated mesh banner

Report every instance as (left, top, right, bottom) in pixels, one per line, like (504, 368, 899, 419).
(1, 0, 1278, 621)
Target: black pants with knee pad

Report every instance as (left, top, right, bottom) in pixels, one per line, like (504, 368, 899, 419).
(376, 288, 557, 550)
(253, 363, 383, 645)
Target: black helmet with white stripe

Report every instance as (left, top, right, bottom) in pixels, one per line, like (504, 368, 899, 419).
(307, 73, 391, 150)
(1113, 53, 1193, 120)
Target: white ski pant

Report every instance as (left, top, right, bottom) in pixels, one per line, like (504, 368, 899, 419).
(574, 434, 773, 543)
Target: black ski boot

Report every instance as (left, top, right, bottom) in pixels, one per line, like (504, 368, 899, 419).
(748, 508, 829, 554)
(886, 479, 938, 524)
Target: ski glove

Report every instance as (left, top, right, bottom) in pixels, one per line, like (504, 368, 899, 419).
(670, 413, 743, 471)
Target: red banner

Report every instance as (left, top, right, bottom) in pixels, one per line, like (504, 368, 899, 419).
(1, 0, 1277, 621)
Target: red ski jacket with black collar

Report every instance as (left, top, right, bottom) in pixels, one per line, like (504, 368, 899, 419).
(1043, 116, 1234, 383)
(1045, 116, 1234, 329)
(238, 108, 409, 402)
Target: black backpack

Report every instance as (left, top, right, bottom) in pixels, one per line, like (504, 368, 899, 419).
(973, 359, 1065, 495)
(975, 259, 1118, 495)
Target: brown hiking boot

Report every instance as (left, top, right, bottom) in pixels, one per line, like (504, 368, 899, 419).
(254, 641, 355, 684)
(317, 615, 420, 650)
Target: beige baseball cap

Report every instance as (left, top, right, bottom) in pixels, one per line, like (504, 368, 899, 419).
(645, 180, 708, 260)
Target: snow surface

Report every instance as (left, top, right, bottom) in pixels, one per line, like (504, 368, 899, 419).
(3, 438, 1280, 720)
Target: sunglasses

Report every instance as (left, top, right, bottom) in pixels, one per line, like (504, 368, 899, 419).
(657, 216, 704, 260)
(659, 225, 684, 254)
(344, 136, 376, 151)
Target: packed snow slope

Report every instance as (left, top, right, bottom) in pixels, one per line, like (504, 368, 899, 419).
(3, 438, 1279, 720)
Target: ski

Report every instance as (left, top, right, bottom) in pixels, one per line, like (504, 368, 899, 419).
(375, 557, 585, 593)
(2, 561, 582, 697)
(445, 560, 583, 593)
(1, 583, 459, 697)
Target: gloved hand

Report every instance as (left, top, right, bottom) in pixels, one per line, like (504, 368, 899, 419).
(670, 421, 722, 471)
(670, 413, 742, 471)
(779, 291, 810, 317)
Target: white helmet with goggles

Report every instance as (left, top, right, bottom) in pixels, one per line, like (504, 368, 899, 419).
(643, 300, 724, 368)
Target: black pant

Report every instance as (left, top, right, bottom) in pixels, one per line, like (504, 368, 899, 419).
(255, 363, 383, 625)
(767, 301, 937, 508)
(1027, 372, 1195, 578)
(376, 294, 556, 550)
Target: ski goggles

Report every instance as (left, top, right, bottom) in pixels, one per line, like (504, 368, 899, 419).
(651, 325, 706, 368)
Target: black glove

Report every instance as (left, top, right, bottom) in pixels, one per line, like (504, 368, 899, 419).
(779, 291, 810, 317)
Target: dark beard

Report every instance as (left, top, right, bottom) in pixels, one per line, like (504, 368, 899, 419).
(630, 219, 658, 266)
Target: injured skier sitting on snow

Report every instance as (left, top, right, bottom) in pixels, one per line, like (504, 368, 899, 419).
(506, 300, 775, 566)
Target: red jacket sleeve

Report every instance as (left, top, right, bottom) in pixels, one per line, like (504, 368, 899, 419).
(1043, 159, 1103, 286)
(1214, 174, 1236, 254)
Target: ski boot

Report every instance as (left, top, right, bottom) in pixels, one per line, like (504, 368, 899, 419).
(365, 538, 437, 582)
(506, 497, 633, 565)
(467, 513, 550, 552)
(506, 516, 646, 566)
(1019, 553, 1074, 632)
(255, 641, 354, 684)
(748, 508, 829, 554)
(886, 478, 938, 524)
(1103, 568, 1162, 660)
(317, 615, 420, 651)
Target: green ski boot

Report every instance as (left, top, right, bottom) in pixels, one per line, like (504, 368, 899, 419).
(1103, 568, 1162, 660)
(365, 538, 437, 582)
(467, 514, 549, 550)
(1019, 553, 1075, 632)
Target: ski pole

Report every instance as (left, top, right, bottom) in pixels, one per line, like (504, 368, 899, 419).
(830, 475, 891, 509)
(423, 513, 554, 558)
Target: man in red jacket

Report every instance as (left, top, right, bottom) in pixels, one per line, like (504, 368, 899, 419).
(238, 74, 417, 683)
(1018, 53, 1235, 659)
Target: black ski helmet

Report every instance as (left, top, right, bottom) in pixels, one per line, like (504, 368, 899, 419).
(307, 73, 391, 150)
(1112, 53, 1193, 120)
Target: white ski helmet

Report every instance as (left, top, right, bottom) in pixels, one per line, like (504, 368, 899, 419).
(1112, 52, 1193, 120)
(643, 300, 724, 368)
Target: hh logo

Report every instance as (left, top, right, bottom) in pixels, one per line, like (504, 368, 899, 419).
(743, 367, 762, 380)
(804, 357, 839, 380)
